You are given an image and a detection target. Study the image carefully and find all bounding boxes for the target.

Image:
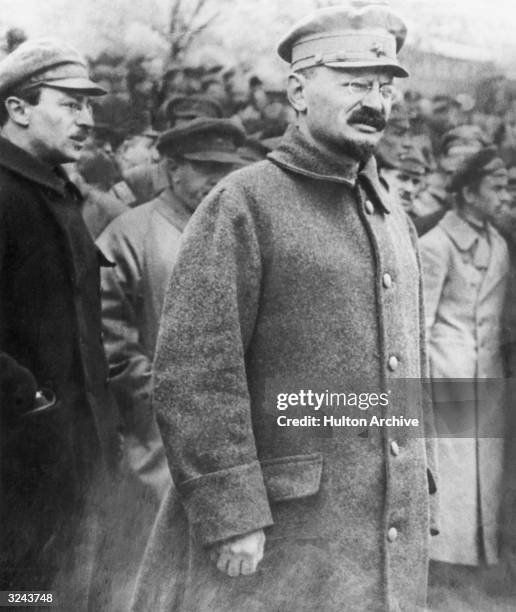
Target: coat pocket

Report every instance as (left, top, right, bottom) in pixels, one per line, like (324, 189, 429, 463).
(260, 453, 323, 502)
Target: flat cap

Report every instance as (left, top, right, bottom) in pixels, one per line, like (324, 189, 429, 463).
(157, 118, 245, 165)
(432, 94, 461, 114)
(397, 148, 429, 176)
(166, 94, 223, 123)
(0, 37, 106, 96)
(448, 147, 507, 193)
(385, 100, 410, 131)
(380, 145, 429, 175)
(441, 125, 491, 157)
(277, 1, 408, 77)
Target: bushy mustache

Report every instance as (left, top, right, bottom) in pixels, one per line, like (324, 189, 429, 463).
(348, 108, 387, 131)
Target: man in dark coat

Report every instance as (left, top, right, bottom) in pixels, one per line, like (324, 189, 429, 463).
(133, 3, 438, 611)
(0, 38, 120, 604)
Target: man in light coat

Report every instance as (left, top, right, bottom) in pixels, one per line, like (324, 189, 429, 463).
(96, 118, 244, 608)
(133, 3, 438, 611)
(420, 147, 511, 608)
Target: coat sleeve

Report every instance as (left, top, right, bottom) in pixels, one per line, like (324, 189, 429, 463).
(153, 182, 274, 547)
(96, 224, 153, 435)
(419, 227, 450, 338)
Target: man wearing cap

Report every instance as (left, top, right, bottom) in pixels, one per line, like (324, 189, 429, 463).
(380, 146, 431, 234)
(95, 118, 244, 609)
(417, 125, 491, 222)
(134, 3, 437, 611)
(376, 99, 413, 166)
(109, 95, 224, 209)
(419, 148, 511, 607)
(0, 38, 120, 602)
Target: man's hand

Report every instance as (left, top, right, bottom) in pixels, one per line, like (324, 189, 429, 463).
(211, 529, 265, 577)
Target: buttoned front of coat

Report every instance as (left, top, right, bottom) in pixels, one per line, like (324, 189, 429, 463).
(134, 125, 437, 612)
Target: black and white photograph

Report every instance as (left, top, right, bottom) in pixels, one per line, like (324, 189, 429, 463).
(1, 0, 516, 610)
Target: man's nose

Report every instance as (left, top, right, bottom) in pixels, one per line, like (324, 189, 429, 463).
(360, 83, 384, 112)
(500, 189, 512, 207)
(77, 105, 94, 129)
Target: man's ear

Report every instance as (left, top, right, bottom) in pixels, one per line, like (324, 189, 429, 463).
(165, 156, 179, 183)
(4, 96, 30, 127)
(287, 72, 308, 113)
(462, 185, 476, 205)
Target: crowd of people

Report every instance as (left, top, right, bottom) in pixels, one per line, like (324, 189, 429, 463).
(2, 2, 516, 611)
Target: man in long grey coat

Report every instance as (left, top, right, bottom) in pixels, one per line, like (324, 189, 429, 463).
(134, 4, 438, 611)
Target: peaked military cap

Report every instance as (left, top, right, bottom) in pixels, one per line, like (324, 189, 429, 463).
(157, 118, 246, 164)
(448, 147, 507, 193)
(440, 125, 491, 157)
(277, 1, 408, 77)
(0, 37, 106, 96)
(381, 145, 428, 175)
(397, 148, 429, 176)
(166, 94, 223, 122)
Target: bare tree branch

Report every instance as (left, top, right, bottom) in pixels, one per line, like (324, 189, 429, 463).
(169, 0, 183, 36)
(180, 11, 219, 51)
(189, 0, 209, 22)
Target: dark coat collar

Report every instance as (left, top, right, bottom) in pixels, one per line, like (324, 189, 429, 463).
(267, 125, 390, 213)
(0, 136, 74, 196)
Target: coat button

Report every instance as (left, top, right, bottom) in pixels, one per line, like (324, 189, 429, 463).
(383, 273, 392, 288)
(365, 199, 375, 214)
(388, 355, 399, 371)
(390, 441, 400, 456)
(387, 527, 398, 542)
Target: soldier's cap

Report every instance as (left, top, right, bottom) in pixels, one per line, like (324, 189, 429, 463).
(431, 94, 462, 114)
(157, 118, 246, 164)
(0, 37, 106, 97)
(277, 1, 408, 78)
(380, 145, 429, 175)
(440, 125, 491, 157)
(385, 100, 410, 131)
(396, 148, 429, 176)
(448, 147, 507, 193)
(165, 94, 223, 122)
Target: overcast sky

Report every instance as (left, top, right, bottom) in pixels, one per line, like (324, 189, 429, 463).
(1, 0, 515, 68)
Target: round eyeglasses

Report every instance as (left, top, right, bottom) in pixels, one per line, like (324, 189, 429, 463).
(343, 80, 396, 100)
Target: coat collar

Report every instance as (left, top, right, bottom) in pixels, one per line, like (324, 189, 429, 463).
(154, 187, 192, 232)
(439, 209, 491, 251)
(268, 125, 390, 214)
(0, 135, 71, 196)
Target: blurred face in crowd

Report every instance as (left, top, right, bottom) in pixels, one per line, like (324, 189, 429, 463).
(382, 167, 426, 213)
(378, 121, 412, 160)
(115, 134, 156, 173)
(431, 103, 464, 134)
(508, 166, 516, 206)
(171, 158, 237, 212)
(289, 66, 394, 161)
(462, 172, 511, 223)
(8, 86, 94, 164)
(490, 166, 516, 231)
